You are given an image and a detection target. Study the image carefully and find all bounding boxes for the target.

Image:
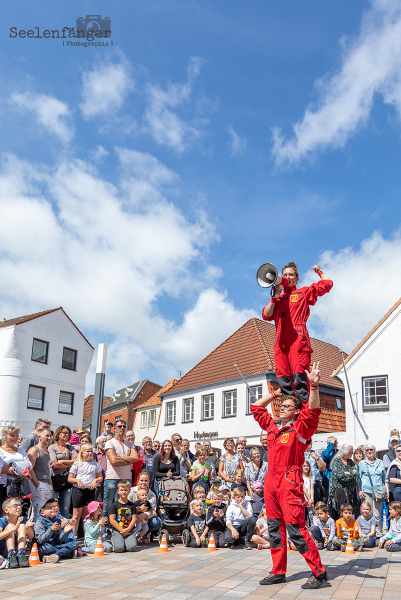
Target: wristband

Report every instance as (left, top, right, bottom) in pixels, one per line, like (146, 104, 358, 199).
(318, 270, 323, 277)
(270, 297, 279, 304)
(310, 385, 319, 389)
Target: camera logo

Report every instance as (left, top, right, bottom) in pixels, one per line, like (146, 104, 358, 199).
(76, 15, 111, 39)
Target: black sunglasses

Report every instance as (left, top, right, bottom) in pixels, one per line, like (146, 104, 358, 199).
(116, 425, 126, 429)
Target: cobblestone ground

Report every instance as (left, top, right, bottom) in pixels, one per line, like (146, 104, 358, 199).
(0, 544, 400, 600)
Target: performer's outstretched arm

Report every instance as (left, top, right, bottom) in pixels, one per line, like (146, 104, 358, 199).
(252, 387, 282, 408)
(305, 361, 321, 409)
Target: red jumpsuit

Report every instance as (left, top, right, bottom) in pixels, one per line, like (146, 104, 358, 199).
(263, 279, 333, 402)
(251, 403, 325, 577)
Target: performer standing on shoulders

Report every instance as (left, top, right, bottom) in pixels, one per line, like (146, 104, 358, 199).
(262, 262, 332, 403)
(251, 362, 328, 590)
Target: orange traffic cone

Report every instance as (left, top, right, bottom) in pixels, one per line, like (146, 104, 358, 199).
(287, 539, 291, 551)
(344, 537, 355, 555)
(158, 533, 169, 553)
(93, 536, 105, 557)
(207, 533, 217, 551)
(29, 542, 40, 566)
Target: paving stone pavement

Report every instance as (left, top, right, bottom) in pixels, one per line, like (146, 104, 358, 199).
(0, 544, 400, 600)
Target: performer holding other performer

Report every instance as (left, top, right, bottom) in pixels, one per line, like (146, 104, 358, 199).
(262, 262, 332, 403)
(251, 362, 328, 590)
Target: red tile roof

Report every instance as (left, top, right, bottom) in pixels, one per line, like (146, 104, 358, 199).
(332, 296, 401, 377)
(166, 318, 344, 395)
(134, 379, 178, 410)
(83, 395, 111, 420)
(0, 307, 94, 349)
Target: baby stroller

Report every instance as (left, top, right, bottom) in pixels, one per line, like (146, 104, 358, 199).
(156, 476, 190, 545)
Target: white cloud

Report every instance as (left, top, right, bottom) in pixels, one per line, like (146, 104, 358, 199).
(144, 57, 205, 152)
(90, 145, 109, 161)
(0, 149, 253, 389)
(80, 54, 134, 119)
(10, 92, 73, 142)
(272, 0, 401, 166)
(302, 230, 401, 353)
(227, 125, 247, 156)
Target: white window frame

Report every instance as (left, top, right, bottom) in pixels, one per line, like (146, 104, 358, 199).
(246, 385, 262, 414)
(166, 401, 176, 425)
(182, 397, 194, 423)
(149, 409, 156, 427)
(140, 411, 148, 428)
(223, 389, 237, 418)
(362, 376, 389, 410)
(202, 394, 214, 420)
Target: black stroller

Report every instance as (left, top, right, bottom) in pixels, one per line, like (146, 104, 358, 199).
(156, 476, 191, 545)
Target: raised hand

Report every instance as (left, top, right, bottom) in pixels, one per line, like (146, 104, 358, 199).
(311, 265, 320, 273)
(305, 361, 320, 387)
(25, 517, 35, 528)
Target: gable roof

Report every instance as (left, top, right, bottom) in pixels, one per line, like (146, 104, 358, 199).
(332, 296, 401, 377)
(135, 378, 178, 410)
(83, 394, 111, 420)
(165, 317, 344, 396)
(0, 307, 94, 349)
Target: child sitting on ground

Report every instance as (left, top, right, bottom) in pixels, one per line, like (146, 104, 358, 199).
(34, 498, 78, 563)
(206, 478, 222, 500)
(83, 501, 113, 553)
(132, 488, 157, 544)
(378, 501, 401, 552)
(225, 487, 257, 549)
(230, 469, 247, 493)
(109, 479, 145, 552)
(187, 500, 209, 547)
(205, 490, 227, 548)
(251, 507, 270, 550)
(333, 503, 369, 551)
(357, 502, 377, 549)
(250, 480, 264, 517)
(192, 486, 207, 514)
(311, 503, 335, 550)
(0, 498, 34, 568)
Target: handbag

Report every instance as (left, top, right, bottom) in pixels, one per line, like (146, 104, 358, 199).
(365, 461, 387, 502)
(51, 447, 73, 492)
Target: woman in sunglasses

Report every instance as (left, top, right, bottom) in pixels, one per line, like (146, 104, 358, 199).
(102, 419, 139, 516)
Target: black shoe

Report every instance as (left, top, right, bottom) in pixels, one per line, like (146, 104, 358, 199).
(316, 542, 323, 550)
(245, 540, 254, 550)
(301, 570, 328, 589)
(8, 553, 19, 569)
(260, 573, 286, 585)
(17, 552, 30, 568)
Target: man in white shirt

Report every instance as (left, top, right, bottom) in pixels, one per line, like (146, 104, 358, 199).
(102, 419, 138, 516)
(225, 487, 257, 549)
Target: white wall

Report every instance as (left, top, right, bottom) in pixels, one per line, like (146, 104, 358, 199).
(0, 311, 94, 436)
(336, 308, 401, 452)
(134, 405, 161, 442)
(157, 376, 273, 450)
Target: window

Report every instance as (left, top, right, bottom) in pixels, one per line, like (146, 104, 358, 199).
(166, 401, 176, 425)
(247, 385, 262, 414)
(141, 411, 148, 428)
(149, 409, 156, 427)
(362, 376, 389, 410)
(183, 398, 194, 422)
(335, 397, 343, 411)
(62, 347, 77, 371)
(223, 389, 237, 417)
(202, 394, 214, 420)
(31, 339, 49, 364)
(27, 385, 45, 410)
(59, 391, 74, 414)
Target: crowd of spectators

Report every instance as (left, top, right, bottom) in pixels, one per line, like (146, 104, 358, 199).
(1, 416, 401, 568)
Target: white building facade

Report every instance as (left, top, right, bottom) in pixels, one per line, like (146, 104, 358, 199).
(0, 308, 94, 436)
(334, 299, 401, 452)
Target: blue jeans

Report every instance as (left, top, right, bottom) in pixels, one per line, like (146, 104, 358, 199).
(102, 479, 119, 516)
(39, 532, 78, 558)
(365, 535, 376, 548)
(312, 526, 333, 550)
(53, 488, 72, 519)
(147, 516, 162, 532)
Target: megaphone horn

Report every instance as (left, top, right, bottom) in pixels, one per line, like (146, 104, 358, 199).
(256, 263, 289, 289)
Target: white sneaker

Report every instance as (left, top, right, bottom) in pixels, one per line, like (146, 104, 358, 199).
(43, 554, 59, 563)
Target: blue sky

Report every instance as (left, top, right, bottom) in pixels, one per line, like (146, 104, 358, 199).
(1, 0, 401, 396)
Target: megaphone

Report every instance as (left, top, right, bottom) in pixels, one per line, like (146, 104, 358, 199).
(256, 263, 289, 290)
